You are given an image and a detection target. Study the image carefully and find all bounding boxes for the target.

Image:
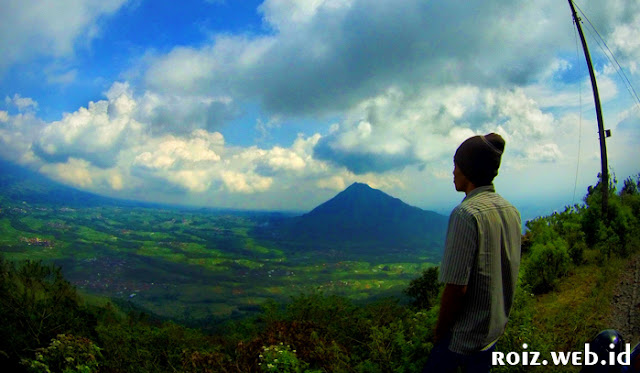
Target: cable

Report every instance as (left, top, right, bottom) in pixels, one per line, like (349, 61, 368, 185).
(574, 1, 640, 111)
(572, 22, 583, 204)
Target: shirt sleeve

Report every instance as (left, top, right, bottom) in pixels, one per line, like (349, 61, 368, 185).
(439, 206, 478, 286)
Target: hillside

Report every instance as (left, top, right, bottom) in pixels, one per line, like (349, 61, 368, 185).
(0, 159, 157, 208)
(270, 182, 448, 256)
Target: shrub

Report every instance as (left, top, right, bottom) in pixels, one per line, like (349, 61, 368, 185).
(0, 258, 96, 371)
(96, 317, 215, 373)
(583, 182, 637, 257)
(258, 343, 313, 373)
(403, 266, 441, 310)
(355, 308, 436, 373)
(21, 334, 101, 373)
(181, 349, 232, 373)
(523, 238, 571, 294)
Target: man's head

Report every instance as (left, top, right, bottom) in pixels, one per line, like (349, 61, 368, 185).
(453, 133, 505, 189)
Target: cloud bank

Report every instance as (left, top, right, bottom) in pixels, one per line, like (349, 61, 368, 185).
(0, 0, 638, 214)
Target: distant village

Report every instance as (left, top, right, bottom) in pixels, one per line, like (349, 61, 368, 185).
(20, 236, 54, 248)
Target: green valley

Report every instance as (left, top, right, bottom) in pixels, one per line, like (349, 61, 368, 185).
(0, 196, 442, 325)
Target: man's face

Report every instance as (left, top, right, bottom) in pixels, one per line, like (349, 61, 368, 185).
(453, 163, 470, 192)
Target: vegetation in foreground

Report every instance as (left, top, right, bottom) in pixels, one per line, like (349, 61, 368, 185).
(1, 173, 639, 372)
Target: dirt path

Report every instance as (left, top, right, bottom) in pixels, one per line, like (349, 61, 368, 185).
(609, 253, 640, 346)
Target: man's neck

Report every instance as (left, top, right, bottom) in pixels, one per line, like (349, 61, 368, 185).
(463, 183, 477, 196)
(464, 184, 496, 198)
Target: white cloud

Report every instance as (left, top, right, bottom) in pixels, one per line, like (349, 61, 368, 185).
(34, 83, 143, 168)
(316, 175, 346, 191)
(312, 85, 564, 174)
(259, 0, 353, 32)
(578, 0, 640, 74)
(137, 91, 236, 134)
(0, 0, 128, 74)
(45, 68, 78, 85)
(486, 88, 555, 141)
(146, 0, 581, 117)
(167, 169, 214, 193)
(611, 17, 640, 73)
(525, 144, 563, 163)
(5, 94, 38, 112)
(0, 111, 8, 122)
(221, 170, 273, 194)
(264, 146, 306, 171)
(108, 172, 124, 191)
(0, 112, 45, 164)
(133, 130, 223, 171)
(39, 158, 94, 188)
(0, 82, 338, 201)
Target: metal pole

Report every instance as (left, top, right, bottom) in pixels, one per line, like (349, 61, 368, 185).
(567, 0, 609, 217)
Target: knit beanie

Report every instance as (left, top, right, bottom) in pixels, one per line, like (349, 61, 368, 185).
(454, 133, 505, 186)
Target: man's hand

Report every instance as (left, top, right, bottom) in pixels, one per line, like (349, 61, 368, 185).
(434, 283, 467, 343)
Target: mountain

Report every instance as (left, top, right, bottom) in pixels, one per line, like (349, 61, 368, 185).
(271, 182, 448, 256)
(0, 159, 158, 208)
(1, 160, 449, 257)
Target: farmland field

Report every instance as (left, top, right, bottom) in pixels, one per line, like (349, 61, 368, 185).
(0, 198, 441, 326)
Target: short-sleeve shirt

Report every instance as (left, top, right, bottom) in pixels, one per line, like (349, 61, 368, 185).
(439, 185, 521, 355)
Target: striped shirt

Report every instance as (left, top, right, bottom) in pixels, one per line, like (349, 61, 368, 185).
(439, 185, 521, 355)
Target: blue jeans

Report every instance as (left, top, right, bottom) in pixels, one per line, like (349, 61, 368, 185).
(422, 337, 495, 373)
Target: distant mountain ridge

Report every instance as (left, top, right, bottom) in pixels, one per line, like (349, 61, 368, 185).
(1, 160, 448, 257)
(274, 182, 448, 256)
(0, 159, 158, 208)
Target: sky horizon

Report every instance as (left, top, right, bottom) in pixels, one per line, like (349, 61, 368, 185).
(1, 0, 639, 222)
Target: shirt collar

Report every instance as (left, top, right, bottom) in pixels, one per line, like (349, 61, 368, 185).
(462, 184, 495, 202)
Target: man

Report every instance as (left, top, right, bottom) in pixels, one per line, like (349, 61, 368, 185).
(423, 133, 521, 372)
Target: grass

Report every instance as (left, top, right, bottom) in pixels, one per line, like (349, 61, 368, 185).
(0, 218, 21, 243)
(533, 258, 622, 350)
(495, 249, 629, 372)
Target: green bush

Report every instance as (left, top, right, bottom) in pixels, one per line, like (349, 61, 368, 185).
(583, 177, 638, 257)
(523, 238, 571, 294)
(403, 267, 441, 310)
(96, 318, 214, 373)
(258, 343, 313, 373)
(21, 334, 101, 373)
(0, 258, 96, 371)
(355, 308, 436, 373)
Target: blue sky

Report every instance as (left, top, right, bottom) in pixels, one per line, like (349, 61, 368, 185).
(1, 0, 639, 221)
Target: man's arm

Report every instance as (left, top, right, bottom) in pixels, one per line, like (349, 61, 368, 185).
(434, 283, 467, 343)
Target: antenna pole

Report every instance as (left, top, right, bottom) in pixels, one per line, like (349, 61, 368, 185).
(567, 0, 609, 217)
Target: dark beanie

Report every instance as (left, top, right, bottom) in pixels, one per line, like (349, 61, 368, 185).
(454, 133, 505, 186)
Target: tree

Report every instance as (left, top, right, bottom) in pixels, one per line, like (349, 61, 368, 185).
(523, 238, 571, 294)
(0, 258, 95, 371)
(403, 267, 441, 310)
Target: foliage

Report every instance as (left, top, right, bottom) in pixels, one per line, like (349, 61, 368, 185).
(96, 316, 216, 373)
(403, 266, 441, 310)
(21, 334, 101, 373)
(583, 174, 639, 257)
(354, 309, 436, 373)
(523, 237, 571, 294)
(258, 343, 312, 373)
(0, 258, 96, 371)
(180, 349, 232, 373)
(521, 173, 640, 294)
